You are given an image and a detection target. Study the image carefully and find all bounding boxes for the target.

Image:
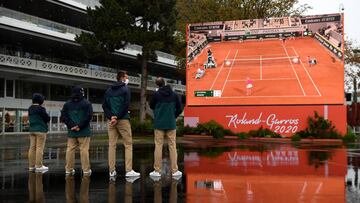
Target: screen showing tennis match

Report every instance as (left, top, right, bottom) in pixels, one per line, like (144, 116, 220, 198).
(186, 14, 344, 106)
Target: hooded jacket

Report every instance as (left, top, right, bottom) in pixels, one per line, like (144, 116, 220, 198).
(61, 86, 93, 137)
(102, 81, 130, 120)
(28, 93, 50, 132)
(150, 85, 182, 130)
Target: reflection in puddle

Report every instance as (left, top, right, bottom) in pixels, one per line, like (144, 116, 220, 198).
(0, 139, 359, 202)
(28, 172, 45, 203)
(184, 145, 347, 203)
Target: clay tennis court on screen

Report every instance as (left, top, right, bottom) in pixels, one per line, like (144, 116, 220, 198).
(187, 37, 344, 106)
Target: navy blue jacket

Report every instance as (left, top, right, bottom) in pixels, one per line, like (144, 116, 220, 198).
(61, 95, 93, 137)
(102, 81, 130, 120)
(150, 85, 182, 130)
(28, 104, 50, 132)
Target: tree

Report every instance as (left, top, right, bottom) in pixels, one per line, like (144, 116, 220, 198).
(344, 39, 360, 126)
(76, 0, 177, 123)
(173, 0, 311, 68)
(344, 39, 360, 93)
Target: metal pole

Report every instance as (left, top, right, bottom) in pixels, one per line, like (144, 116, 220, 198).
(1, 107, 5, 136)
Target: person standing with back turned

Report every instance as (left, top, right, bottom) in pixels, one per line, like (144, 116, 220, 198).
(61, 86, 93, 176)
(149, 77, 183, 178)
(28, 93, 50, 173)
(102, 71, 140, 178)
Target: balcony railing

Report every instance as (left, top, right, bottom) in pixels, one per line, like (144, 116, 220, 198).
(0, 7, 89, 36)
(0, 53, 185, 92)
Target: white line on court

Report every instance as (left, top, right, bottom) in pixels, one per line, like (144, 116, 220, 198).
(260, 55, 262, 80)
(221, 49, 238, 94)
(226, 56, 296, 61)
(227, 54, 289, 59)
(225, 65, 292, 69)
(282, 45, 306, 96)
(227, 77, 296, 82)
(291, 47, 322, 96)
(210, 50, 231, 90)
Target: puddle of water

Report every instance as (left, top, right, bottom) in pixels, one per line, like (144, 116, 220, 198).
(0, 137, 359, 202)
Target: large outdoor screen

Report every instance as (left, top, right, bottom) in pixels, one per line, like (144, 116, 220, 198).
(186, 14, 344, 106)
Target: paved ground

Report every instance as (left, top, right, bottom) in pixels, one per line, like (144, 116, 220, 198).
(0, 134, 359, 202)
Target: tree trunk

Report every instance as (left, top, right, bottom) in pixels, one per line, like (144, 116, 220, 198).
(353, 77, 357, 103)
(353, 77, 358, 126)
(139, 56, 148, 123)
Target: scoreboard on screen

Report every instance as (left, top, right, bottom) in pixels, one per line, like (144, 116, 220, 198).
(194, 90, 222, 97)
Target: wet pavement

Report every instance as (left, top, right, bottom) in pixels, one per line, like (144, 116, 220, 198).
(0, 135, 359, 203)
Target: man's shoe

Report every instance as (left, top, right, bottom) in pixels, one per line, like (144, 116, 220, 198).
(29, 167, 35, 171)
(149, 171, 161, 177)
(65, 169, 75, 176)
(109, 170, 117, 177)
(172, 175, 182, 181)
(125, 170, 140, 177)
(35, 165, 48, 173)
(172, 170, 182, 177)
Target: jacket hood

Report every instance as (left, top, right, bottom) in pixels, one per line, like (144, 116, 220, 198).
(32, 93, 45, 105)
(158, 85, 173, 97)
(111, 81, 126, 90)
(71, 85, 84, 101)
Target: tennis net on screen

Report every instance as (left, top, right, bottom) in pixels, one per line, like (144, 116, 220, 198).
(224, 56, 299, 67)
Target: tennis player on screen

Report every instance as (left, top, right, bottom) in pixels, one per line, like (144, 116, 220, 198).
(246, 77, 253, 96)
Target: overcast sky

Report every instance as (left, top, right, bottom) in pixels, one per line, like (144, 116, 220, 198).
(297, 0, 360, 44)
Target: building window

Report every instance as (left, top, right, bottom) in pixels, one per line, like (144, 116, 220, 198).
(16, 80, 48, 99)
(50, 84, 72, 101)
(0, 78, 4, 97)
(5, 80, 14, 98)
(89, 88, 104, 104)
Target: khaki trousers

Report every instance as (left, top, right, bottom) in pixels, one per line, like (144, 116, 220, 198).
(108, 119, 133, 172)
(154, 129, 178, 173)
(28, 132, 47, 168)
(65, 137, 91, 172)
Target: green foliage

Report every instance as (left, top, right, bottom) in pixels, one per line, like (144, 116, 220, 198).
(236, 132, 249, 140)
(199, 120, 225, 139)
(77, 0, 177, 58)
(177, 119, 237, 139)
(177, 118, 281, 139)
(223, 129, 236, 136)
(76, 0, 178, 123)
(342, 126, 358, 143)
(248, 126, 282, 138)
(131, 117, 153, 135)
(291, 134, 301, 142)
(294, 111, 342, 139)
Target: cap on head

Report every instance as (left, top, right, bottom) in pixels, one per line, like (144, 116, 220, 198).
(32, 93, 45, 105)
